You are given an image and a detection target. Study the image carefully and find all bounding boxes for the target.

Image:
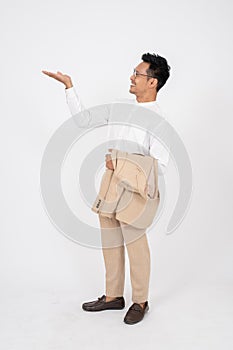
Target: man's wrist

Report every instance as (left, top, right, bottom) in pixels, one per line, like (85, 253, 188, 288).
(65, 82, 73, 89)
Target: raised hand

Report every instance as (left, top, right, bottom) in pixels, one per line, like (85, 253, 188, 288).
(42, 70, 73, 89)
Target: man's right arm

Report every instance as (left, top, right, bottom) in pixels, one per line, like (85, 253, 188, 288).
(42, 69, 110, 128)
(65, 85, 110, 129)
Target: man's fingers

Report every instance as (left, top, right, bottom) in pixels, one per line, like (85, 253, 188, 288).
(105, 153, 114, 170)
(42, 70, 51, 76)
(42, 70, 56, 78)
(106, 159, 114, 170)
(42, 70, 65, 82)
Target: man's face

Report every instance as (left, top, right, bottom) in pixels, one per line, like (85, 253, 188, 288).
(129, 61, 153, 96)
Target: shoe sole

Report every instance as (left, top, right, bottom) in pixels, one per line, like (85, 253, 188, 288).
(82, 305, 125, 312)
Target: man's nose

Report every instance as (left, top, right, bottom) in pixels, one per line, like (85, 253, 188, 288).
(130, 74, 135, 82)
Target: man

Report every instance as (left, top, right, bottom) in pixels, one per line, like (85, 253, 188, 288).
(42, 53, 171, 324)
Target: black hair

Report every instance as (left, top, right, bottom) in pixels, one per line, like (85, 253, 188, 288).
(141, 53, 171, 92)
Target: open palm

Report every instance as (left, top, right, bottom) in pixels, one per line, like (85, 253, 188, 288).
(42, 70, 72, 88)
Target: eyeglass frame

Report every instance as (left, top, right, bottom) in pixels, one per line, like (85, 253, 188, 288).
(132, 68, 157, 79)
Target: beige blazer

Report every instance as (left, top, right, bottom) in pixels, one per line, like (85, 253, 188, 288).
(91, 148, 160, 229)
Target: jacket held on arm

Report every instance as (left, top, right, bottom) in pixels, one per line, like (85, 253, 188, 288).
(91, 149, 160, 229)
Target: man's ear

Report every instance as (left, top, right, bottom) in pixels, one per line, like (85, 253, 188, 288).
(149, 78, 158, 90)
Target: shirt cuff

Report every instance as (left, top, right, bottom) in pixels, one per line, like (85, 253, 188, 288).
(65, 86, 78, 98)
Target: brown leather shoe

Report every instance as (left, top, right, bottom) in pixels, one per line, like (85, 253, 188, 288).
(82, 294, 125, 312)
(123, 301, 149, 324)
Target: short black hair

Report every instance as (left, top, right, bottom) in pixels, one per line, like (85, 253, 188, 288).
(141, 53, 171, 92)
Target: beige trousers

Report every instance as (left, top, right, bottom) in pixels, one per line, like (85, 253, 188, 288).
(98, 214, 151, 304)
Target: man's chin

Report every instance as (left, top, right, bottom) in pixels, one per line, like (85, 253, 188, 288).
(129, 87, 136, 94)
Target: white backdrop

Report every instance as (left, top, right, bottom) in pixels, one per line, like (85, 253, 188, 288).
(1, 0, 233, 349)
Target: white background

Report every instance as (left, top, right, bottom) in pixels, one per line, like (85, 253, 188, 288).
(1, 0, 233, 349)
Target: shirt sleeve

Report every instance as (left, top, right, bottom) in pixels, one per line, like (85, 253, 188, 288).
(65, 86, 110, 128)
(149, 119, 173, 175)
(65, 86, 85, 116)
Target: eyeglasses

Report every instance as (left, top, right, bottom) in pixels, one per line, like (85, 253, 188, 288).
(132, 68, 155, 78)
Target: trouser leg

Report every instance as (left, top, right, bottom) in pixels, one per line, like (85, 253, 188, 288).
(98, 214, 125, 297)
(120, 222, 151, 304)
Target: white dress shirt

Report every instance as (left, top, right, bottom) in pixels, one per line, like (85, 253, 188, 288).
(65, 86, 171, 175)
